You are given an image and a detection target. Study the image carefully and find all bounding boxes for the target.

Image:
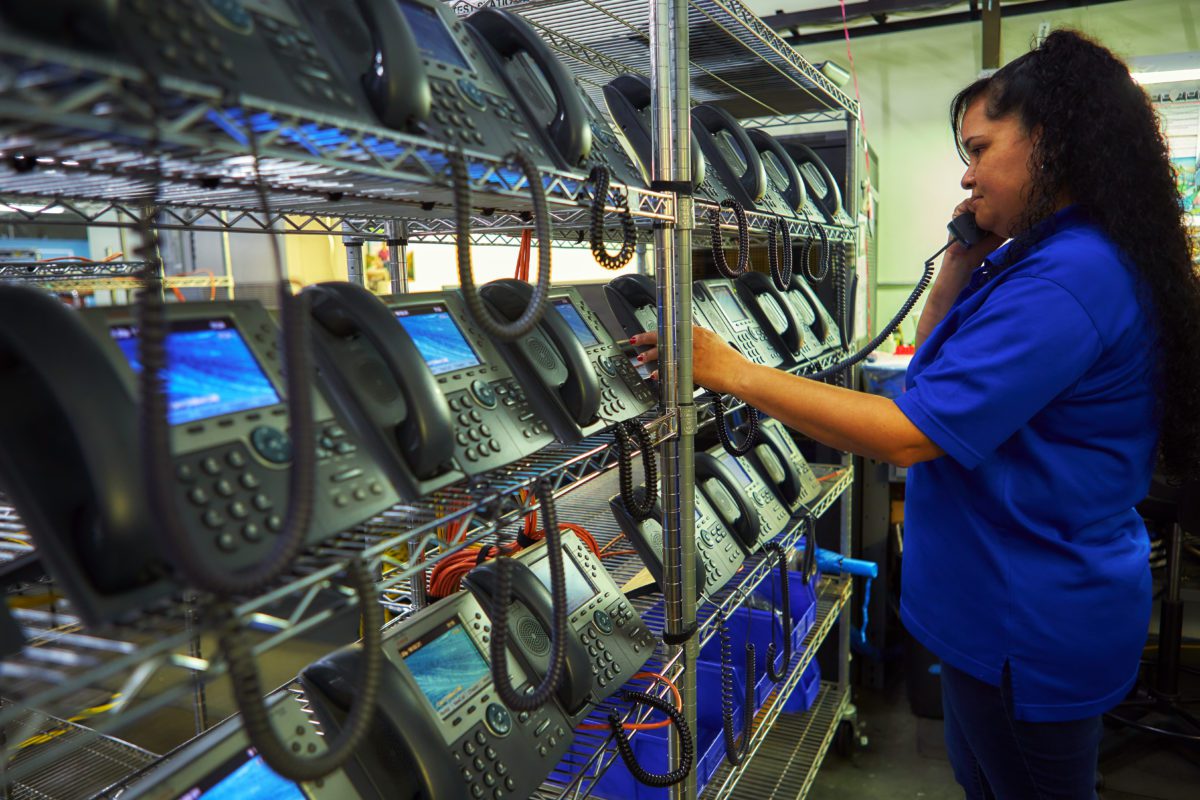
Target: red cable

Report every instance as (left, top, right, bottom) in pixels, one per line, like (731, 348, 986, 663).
(577, 672, 682, 731)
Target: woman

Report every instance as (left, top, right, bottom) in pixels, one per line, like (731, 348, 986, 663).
(634, 30, 1200, 799)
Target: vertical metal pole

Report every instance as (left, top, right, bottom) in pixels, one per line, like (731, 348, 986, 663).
(981, 0, 1002, 70)
(343, 238, 365, 286)
(838, 464, 853, 692)
(651, 2, 697, 798)
(386, 220, 408, 294)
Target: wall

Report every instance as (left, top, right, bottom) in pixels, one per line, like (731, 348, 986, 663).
(795, 0, 1200, 341)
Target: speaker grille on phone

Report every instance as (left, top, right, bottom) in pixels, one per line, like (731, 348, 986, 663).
(516, 616, 550, 656)
(527, 338, 557, 372)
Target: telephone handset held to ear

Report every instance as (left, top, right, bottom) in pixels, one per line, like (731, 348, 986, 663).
(948, 211, 984, 248)
(466, 7, 590, 170)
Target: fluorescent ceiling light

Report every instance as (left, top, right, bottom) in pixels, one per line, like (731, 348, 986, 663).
(817, 60, 851, 87)
(4, 203, 65, 215)
(1131, 68, 1200, 85)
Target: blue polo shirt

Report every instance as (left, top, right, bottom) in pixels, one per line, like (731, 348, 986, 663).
(895, 205, 1156, 722)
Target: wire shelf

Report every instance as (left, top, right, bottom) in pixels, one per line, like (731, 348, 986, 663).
(453, 1, 858, 118)
(0, 34, 673, 236)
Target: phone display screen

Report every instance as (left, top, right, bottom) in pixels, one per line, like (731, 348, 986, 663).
(394, 305, 483, 376)
(112, 320, 281, 426)
(402, 617, 490, 719)
(719, 452, 756, 485)
(171, 746, 304, 800)
(553, 298, 600, 347)
(711, 284, 748, 325)
(396, 0, 471, 71)
(529, 548, 597, 613)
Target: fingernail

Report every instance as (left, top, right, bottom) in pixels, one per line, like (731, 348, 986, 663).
(637, 354, 645, 362)
(629, 336, 638, 344)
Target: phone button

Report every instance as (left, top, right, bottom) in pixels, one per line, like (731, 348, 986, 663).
(470, 379, 497, 408)
(250, 426, 292, 464)
(485, 703, 512, 737)
(593, 609, 613, 635)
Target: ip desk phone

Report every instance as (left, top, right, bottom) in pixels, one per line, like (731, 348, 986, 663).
(609, 488, 745, 600)
(745, 418, 822, 511)
(120, 692, 358, 800)
(695, 444, 792, 556)
(467, 6, 644, 191)
(464, 530, 656, 720)
(692, 103, 798, 220)
(693, 278, 785, 368)
(745, 127, 807, 218)
(303, 282, 553, 490)
(603, 74, 742, 205)
(0, 287, 396, 626)
(734, 270, 807, 368)
(784, 141, 856, 228)
(784, 273, 843, 359)
(0, 0, 424, 127)
(300, 591, 573, 800)
(478, 280, 655, 443)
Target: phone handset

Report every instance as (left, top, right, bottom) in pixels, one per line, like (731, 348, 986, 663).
(481, 279, 602, 434)
(948, 211, 984, 247)
(746, 128, 806, 215)
(0, 286, 169, 624)
(303, 282, 457, 490)
(608, 490, 707, 601)
(788, 142, 850, 226)
(602, 74, 705, 188)
(745, 419, 812, 508)
(735, 271, 805, 357)
(347, 0, 431, 130)
(466, 7, 590, 169)
(695, 451, 759, 554)
(692, 104, 766, 206)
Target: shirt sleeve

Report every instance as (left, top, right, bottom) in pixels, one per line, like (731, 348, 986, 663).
(895, 276, 1103, 470)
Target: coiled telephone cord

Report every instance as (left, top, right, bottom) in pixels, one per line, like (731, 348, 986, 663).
(614, 419, 657, 522)
(718, 611, 755, 766)
(588, 165, 637, 270)
(453, 149, 552, 342)
(708, 390, 759, 457)
(487, 478, 569, 712)
(767, 215, 793, 291)
(764, 542, 793, 683)
(710, 199, 750, 278)
(608, 688, 695, 787)
(220, 558, 383, 781)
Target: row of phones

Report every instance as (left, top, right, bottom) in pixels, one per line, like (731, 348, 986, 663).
(0, 1, 645, 190)
(602, 74, 853, 226)
(605, 271, 844, 373)
(0, 278, 655, 627)
(611, 419, 822, 599)
(300, 530, 658, 799)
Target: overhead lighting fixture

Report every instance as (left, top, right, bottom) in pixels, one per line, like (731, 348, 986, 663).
(817, 60, 851, 88)
(1131, 68, 1200, 85)
(4, 203, 65, 215)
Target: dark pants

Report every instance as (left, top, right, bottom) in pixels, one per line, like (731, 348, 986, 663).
(941, 662, 1102, 800)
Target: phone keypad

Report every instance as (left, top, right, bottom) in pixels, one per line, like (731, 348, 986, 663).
(455, 707, 566, 799)
(447, 379, 548, 469)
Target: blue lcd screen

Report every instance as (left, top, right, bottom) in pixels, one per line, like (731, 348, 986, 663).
(720, 453, 756, 485)
(176, 747, 304, 800)
(553, 298, 600, 347)
(402, 617, 490, 719)
(112, 320, 281, 426)
(394, 305, 482, 376)
(396, 0, 471, 71)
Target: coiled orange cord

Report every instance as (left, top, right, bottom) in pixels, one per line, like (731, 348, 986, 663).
(578, 671, 682, 731)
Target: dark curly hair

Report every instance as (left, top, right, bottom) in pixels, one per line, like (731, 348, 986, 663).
(951, 29, 1200, 480)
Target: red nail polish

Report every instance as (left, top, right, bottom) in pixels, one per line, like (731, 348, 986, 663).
(637, 354, 645, 362)
(629, 337, 637, 344)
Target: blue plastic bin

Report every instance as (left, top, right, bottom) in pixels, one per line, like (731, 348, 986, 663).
(698, 607, 781, 709)
(780, 660, 822, 714)
(589, 660, 747, 799)
(760, 565, 818, 654)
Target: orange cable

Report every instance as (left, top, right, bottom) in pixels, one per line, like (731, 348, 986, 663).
(577, 671, 682, 731)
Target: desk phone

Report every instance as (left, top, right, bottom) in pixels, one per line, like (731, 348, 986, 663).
(120, 692, 358, 799)
(784, 141, 857, 228)
(695, 445, 791, 556)
(746, 418, 822, 511)
(784, 274, 843, 359)
(609, 489, 745, 600)
(301, 591, 573, 800)
(746, 127, 807, 218)
(691, 104, 766, 212)
(464, 531, 655, 721)
(693, 279, 785, 368)
(734, 270, 806, 367)
(0, 288, 397, 626)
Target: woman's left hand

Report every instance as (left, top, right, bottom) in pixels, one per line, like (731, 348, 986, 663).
(630, 325, 754, 395)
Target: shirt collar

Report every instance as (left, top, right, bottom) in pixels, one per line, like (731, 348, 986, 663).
(979, 203, 1086, 274)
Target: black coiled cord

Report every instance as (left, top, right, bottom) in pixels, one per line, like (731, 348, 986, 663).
(832, 245, 850, 387)
(219, 558, 382, 781)
(609, 689, 695, 787)
(719, 612, 755, 766)
(804, 245, 938, 382)
(453, 149, 552, 341)
(710, 199, 750, 278)
(588, 165, 637, 270)
(487, 478, 567, 711)
(136, 88, 316, 596)
(764, 542, 792, 683)
(708, 390, 758, 457)
(767, 216, 793, 291)
(615, 420, 656, 522)
(805, 218, 831, 284)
